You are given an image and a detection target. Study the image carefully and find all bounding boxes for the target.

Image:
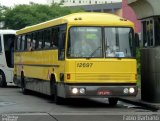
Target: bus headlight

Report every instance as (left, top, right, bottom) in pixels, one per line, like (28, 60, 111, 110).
(72, 88, 78, 94)
(79, 88, 85, 94)
(129, 88, 135, 94)
(123, 88, 129, 94)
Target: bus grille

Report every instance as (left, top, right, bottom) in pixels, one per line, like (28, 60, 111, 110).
(75, 73, 133, 81)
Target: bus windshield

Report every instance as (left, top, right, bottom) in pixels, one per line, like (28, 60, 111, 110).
(67, 27, 134, 58)
(67, 27, 103, 58)
(105, 27, 133, 58)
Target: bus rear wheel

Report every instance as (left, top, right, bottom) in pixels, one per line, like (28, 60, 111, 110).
(108, 98, 118, 106)
(0, 71, 7, 87)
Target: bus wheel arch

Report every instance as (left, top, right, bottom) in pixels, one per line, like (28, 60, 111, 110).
(0, 69, 7, 87)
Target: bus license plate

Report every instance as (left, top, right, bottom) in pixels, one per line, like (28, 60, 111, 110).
(97, 90, 111, 95)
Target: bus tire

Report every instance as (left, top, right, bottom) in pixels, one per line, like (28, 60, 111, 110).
(108, 98, 118, 106)
(0, 70, 7, 87)
(21, 72, 28, 94)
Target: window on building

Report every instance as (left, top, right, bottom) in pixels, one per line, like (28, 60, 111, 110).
(155, 17, 160, 46)
(142, 19, 154, 47)
(79, 0, 81, 3)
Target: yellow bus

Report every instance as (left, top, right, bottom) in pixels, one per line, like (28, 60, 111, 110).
(14, 12, 138, 105)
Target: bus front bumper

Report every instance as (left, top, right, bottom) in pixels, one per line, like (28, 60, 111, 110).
(57, 84, 138, 98)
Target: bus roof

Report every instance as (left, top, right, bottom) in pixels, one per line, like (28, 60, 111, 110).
(17, 12, 134, 35)
(0, 30, 16, 35)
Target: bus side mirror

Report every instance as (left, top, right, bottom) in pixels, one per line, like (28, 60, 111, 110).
(135, 33, 140, 48)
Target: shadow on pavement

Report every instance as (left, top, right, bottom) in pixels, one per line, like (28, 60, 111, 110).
(19, 90, 119, 108)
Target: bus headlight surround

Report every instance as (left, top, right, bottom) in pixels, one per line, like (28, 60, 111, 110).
(129, 88, 135, 94)
(72, 88, 78, 94)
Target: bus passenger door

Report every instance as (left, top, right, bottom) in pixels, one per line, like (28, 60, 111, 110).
(3, 34, 15, 68)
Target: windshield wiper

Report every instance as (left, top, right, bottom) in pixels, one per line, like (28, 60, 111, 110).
(87, 46, 101, 59)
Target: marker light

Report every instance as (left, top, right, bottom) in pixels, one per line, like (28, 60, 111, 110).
(67, 74, 71, 80)
(129, 88, 135, 94)
(72, 88, 78, 94)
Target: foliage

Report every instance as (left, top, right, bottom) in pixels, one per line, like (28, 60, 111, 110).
(136, 48, 141, 88)
(0, 3, 83, 29)
(0, 5, 8, 22)
(136, 48, 141, 74)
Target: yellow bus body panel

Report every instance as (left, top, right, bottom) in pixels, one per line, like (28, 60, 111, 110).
(14, 50, 64, 81)
(65, 59, 137, 83)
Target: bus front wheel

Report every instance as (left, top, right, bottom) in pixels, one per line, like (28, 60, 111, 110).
(108, 98, 118, 106)
(0, 71, 7, 87)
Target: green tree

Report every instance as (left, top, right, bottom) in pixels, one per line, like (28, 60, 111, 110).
(0, 5, 8, 24)
(2, 3, 83, 29)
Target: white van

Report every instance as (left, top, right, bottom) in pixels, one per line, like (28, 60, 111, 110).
(0, 30, 16, 87)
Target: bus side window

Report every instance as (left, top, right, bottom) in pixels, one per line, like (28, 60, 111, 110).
(26, 34, 31, 51)
(58, 25, 66, 60)
(24, 35, 27, 50)
(21, 35, 25, 51)
(41, 31, 45, 49)
(51, 28, 58, 48)
(17, 36, 21, 51)
(14, 37, 17, 51)
(32, 33, 36, 50)
(35, 32, 39, 49)
(44, 29, 51, 49)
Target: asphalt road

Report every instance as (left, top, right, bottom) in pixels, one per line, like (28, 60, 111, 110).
(0, 86, 159, 121)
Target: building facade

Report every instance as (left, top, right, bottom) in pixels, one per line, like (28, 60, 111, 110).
(128, 0, 160, 103)
(47, 0, 122, 6)
(69, 2, 121, 14)
(122, 0, 141, 33)
(47, 0, 141, 33)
